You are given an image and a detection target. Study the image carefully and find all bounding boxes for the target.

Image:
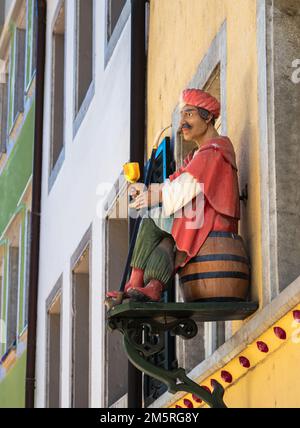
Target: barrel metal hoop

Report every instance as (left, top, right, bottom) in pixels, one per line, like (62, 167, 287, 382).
(208, 231, 242, 239)
(188, 254, 249, 264)
(180, 271, 249, 283)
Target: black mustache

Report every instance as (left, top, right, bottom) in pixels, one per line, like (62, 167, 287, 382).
(180, 124, 192, 131)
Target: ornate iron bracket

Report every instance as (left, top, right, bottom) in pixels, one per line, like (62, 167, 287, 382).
(108, 316, 226, 408)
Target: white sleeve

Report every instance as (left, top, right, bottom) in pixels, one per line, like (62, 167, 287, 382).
(162, 172, 202, 217)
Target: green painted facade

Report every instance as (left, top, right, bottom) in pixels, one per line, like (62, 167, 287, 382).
(0, 352, 26, 408)
(0, 0, 36, 408)
(0, 102, 35, 234)
(0, 103, 35, 407)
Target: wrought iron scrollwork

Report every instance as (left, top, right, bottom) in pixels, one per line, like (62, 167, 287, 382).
(169, 318, 198, 340)
(108, 315, 227, 408)
(108, 317, 198, 357)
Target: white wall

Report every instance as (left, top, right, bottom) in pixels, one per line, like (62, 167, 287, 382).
(35, 0, 131, 408)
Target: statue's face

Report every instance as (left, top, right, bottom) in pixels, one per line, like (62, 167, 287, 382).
(179, 104, 210, 142)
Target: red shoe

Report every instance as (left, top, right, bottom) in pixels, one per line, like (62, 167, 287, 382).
(127, 279, 165, 302)
(106, 268, 144, 299)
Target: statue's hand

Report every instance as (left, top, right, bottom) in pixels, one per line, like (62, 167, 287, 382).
(129, 184, 162, 209)
(129, 191, 150, 209)
(129, 183, 146, 199)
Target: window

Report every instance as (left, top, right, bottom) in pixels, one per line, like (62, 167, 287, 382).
(7, 26, 26, 133)
(103, 177, 129, 407)
(5, 210, 30, 350)
(204, 63, 221, 132)
(0, 2, 5, 33)
(7, 244, 19, 349)
(0, 73, 8, 155)
(201, 64, 226, 356)
(23, 210, 31, 327)
(71, 229, 91, 408)
(105, 216, 129, 407)
(25, 0, 37, 92)
(0, 256, 4, 348)
(46, 281, 62, 408)
(50, 1, 65, 178)
(74, 0, 94, 124)
(107, 0, 126, 42)
(0, 209, 31, 355)
(0, 250, 7, 355)
(105, 0, 130, 66)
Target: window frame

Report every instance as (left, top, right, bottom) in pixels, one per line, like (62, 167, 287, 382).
(101, 172, 129, 408)
(104, 0, 131, 68)
(70, 224, 92, 408)
(4, 247, 9, 354)
(16, 222, 22, 342)
(73, 0, 96, 139)
(0, 244, 9, 357)
(7, 30, 16, 134)
(0, 75, 8, 156)
(7, 25, 26, 136)
(24, 0, 37, 95)
(6, 243, 19, 349)
(0, 2, 5, 29)
(16, 210, 30, 337)
(0, 255, 5, 352)
(22, 210, 31, 329)
(45, 276, 63, 409)
(0, 206, 29, 355)
(48, 0, 66, 192)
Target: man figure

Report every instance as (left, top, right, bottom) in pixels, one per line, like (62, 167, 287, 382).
(107, 88, 240, 302)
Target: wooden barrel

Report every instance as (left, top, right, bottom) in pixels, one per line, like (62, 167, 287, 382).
(178, 231, 250, 302)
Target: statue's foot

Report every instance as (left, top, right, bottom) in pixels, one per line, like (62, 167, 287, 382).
(127, 279, 164, 302)
(104, 291, 125, 310)
(106, 290, 129, 299)
(105, 268, 145, 300)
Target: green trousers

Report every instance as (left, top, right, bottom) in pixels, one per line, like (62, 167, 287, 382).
(131, 218, 175, 285)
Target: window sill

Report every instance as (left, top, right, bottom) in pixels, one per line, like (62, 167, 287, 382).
(104, 0, 131, 68)
(148, 275, 300, 408)
(0, 151, 7, 171)
(109, 394, 128, 408)
(73, 80, 95, 139)
(48, 145, 65, 194)
(8, 109, 24, 141)
(24, 71, 36, 99)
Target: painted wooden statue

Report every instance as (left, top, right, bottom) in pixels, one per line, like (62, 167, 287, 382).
(107, 88, 249, 303)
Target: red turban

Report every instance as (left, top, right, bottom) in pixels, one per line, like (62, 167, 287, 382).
(180, 88, 220, 119)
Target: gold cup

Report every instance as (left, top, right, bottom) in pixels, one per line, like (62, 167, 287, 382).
(123, 162, 140, 183)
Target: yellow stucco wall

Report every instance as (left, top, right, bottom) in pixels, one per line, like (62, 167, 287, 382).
(147, 0, 262, 319)
(145, 0, 300, 408)
(225, 338, 300, 408)
(169, 304, 300, 408)
(172, 332, 300, 408)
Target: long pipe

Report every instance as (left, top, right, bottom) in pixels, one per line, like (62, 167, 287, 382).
(25, 0, 46, 408)
(128, 0, 147, 409)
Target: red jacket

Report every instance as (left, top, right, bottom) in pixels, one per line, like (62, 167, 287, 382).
(169, 137, 240, 267)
